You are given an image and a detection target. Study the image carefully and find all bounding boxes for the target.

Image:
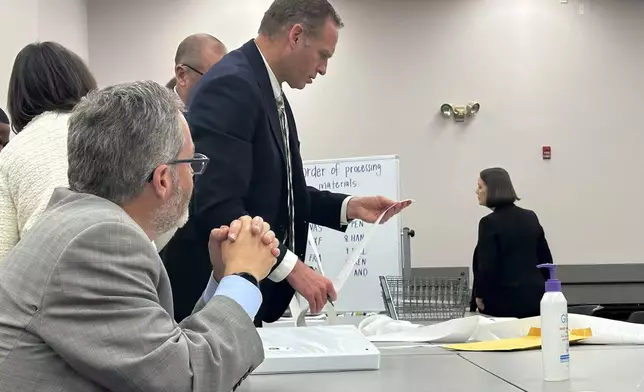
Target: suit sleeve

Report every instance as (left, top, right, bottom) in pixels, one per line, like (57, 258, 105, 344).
(36, 222, 263, 392)
(470, 247, 478, 311)
(306, 186, 349, 231)
(474, 217, 498, 299)
(534, 212, 553, 279)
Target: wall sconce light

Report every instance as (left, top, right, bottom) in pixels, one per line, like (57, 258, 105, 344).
(440, 102, 480, 122)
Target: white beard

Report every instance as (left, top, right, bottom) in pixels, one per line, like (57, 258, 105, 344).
(176, 204, 190, 228)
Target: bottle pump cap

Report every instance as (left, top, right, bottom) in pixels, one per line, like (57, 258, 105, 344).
(537, 263, 561, 292)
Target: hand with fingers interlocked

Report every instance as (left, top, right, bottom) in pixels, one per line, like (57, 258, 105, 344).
(208, 216, 280, 282)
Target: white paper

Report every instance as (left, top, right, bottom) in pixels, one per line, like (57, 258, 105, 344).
(290, 200, 413, 327)
(361, 315, 482, 343)
(357, 313, 644, 346)
(568, 314, 644, 345)
(332, 200, 412, 294)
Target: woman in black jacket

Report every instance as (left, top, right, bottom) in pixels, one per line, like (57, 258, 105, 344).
(471, 168, 553, 318)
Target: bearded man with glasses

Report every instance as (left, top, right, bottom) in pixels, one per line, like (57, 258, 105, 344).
(0, 81, 278, 391)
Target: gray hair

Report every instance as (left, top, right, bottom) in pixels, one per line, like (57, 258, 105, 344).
(67, 80, 185, 205)
(258, 0, 343, 38)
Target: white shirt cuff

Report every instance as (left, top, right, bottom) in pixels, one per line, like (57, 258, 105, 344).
(340, 196, 354, 225)
(268, 249, 297, 282)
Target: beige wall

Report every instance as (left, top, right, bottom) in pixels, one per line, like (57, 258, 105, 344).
(38, 0, 89, 62)
(0, 0, 38, 111)
(86, 0, 644, 267)
(0, 0, 88, 112)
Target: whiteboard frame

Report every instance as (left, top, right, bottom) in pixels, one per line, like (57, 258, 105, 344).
(303, 154, 403, 311)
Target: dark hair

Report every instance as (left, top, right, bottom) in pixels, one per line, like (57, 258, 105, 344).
(165, 77, 177, 89)
(7, 41, 97, 133)
(480, 167, 520, 208)
(258, 0, 343, 38)
(0, 108, 8, 124)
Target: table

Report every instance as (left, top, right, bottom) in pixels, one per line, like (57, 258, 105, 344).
(571, 343, 644, 352)
(242, 354, 521, 392)
(374, 341, 454, 356)
(257, 315, 644, 391)
(459, 346, 644, 392)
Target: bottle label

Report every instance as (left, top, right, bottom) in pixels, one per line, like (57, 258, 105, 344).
(559, 313, 570, 364)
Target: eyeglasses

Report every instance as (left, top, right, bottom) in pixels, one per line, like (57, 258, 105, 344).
(180, 63, 204, 76)
(147, 152, 209, 182)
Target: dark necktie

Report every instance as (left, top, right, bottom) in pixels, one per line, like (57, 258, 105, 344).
(276, 93, 295, 251)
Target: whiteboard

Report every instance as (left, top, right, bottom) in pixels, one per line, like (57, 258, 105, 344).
(303, 155, 402, 312)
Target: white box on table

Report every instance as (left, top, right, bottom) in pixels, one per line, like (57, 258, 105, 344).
(253, 325, 380, 375)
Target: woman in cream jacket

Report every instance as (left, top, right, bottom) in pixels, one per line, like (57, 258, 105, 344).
(0, 42, 96, 261)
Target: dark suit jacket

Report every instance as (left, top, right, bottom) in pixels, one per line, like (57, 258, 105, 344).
(472, 203, 553, 318)
(161, 39, 348, 324)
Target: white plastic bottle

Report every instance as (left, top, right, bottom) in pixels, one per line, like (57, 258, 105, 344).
(537, 263, 570, 382)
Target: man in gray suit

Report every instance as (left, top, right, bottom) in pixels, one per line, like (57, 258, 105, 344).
(0, 81, 278, 392)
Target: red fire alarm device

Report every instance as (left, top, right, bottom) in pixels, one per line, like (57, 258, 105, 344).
(542, 145, 552, 160)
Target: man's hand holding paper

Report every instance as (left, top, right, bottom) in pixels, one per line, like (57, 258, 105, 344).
(292, 198, 414, 320)
(347, 197, 413, 224)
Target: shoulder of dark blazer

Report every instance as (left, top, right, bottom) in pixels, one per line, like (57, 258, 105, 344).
(490, 204, 541, 224)
(478, 211, 494, 231)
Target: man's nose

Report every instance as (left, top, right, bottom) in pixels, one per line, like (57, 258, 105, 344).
(317, 64, 327, 76)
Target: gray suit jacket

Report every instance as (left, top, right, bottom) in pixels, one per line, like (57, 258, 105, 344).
(0, 188, 264, 391)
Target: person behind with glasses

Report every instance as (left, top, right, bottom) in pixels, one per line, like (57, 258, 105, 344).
(0, 109, 9, 153)
(154, 34, 229, 251)
(173, 33, 227, 105)
(0, 41, 96, 261)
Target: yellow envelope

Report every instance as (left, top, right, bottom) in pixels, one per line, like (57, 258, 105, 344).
(443, 327, 592, 352)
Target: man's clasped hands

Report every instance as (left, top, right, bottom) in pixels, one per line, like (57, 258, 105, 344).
(208, 197, 414, 315)
(208, 215, 339, 315)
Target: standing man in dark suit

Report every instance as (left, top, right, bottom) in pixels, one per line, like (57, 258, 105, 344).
(161, 0, 409, 325)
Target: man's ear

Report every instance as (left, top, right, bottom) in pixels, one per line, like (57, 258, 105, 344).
(150, 164, 173, 200)
(289, 24, 305, 47)
(175, 65, 187, 86)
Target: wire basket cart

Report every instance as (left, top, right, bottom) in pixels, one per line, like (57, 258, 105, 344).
(379, 275, 470, 322)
